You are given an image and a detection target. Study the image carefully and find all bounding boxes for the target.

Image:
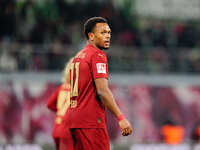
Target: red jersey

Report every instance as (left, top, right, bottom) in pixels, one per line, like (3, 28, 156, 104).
(47, 85, 71, 138)
(65, 44, 109, 128)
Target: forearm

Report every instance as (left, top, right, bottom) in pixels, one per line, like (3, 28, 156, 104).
(95, 78, 132, 136)
(98, 88, 122, 118)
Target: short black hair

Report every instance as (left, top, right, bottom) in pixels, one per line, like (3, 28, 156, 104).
(84, 17, 107, 39)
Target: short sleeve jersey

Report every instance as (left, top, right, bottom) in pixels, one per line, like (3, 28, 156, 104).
(47, 85, 71, 138)
(65, 44, 109, 128)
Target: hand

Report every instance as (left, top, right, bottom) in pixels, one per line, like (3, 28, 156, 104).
(118, 118, 133, 136)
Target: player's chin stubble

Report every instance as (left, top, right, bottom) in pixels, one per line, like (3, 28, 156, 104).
(97, 45, 109, 50)
(103, 47, 109, 50)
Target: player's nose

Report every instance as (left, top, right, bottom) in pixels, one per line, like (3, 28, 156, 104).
(106, 33, 111, 40)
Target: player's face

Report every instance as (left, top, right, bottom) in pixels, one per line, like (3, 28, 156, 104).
(92, 23, 111, 50)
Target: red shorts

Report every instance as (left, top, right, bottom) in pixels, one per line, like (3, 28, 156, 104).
(71, 128, 110, 150)
(53, 132, 74, 150)
(59, 137, 74, 150)
(53, 123, 71, 139)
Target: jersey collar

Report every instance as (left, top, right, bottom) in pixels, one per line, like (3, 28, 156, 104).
(85, 44, 101, 51)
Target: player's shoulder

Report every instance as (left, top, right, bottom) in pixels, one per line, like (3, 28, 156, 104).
(84, 44, 106, 55)
(92, 48, 107, 61)
(74, 46, 95, 60)
(74, 45, 107, 62)
(95, 50, 106, 57)
(74, 49, 86, 59)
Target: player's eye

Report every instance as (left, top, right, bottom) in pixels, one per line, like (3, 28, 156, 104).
(101, 31, 111, 35)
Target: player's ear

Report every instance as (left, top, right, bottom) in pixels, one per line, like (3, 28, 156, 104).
(88, 32, 94, 41)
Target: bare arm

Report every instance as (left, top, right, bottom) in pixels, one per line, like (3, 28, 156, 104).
(95, 78, 122, 118)
(95, 78, 132, 136)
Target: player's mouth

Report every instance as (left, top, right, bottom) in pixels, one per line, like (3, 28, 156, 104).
(104, 41, 110, 46)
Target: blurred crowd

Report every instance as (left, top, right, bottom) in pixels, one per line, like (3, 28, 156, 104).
(0, 0, 200, 73)
(1, 40, 200, 74)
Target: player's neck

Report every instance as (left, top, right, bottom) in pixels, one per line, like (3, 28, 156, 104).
(87, 41, 100, 50)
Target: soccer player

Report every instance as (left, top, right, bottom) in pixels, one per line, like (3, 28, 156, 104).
(65, 17, 132, 150)
(47, 58, 74, 150)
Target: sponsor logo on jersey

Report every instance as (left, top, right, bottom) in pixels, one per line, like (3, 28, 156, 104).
(96, 63, 106, 74)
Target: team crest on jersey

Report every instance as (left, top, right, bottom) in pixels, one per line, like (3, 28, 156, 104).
(96, 63, 106, 74)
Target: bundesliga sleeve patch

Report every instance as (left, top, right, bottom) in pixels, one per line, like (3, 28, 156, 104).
(96, 63, 106, 74)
